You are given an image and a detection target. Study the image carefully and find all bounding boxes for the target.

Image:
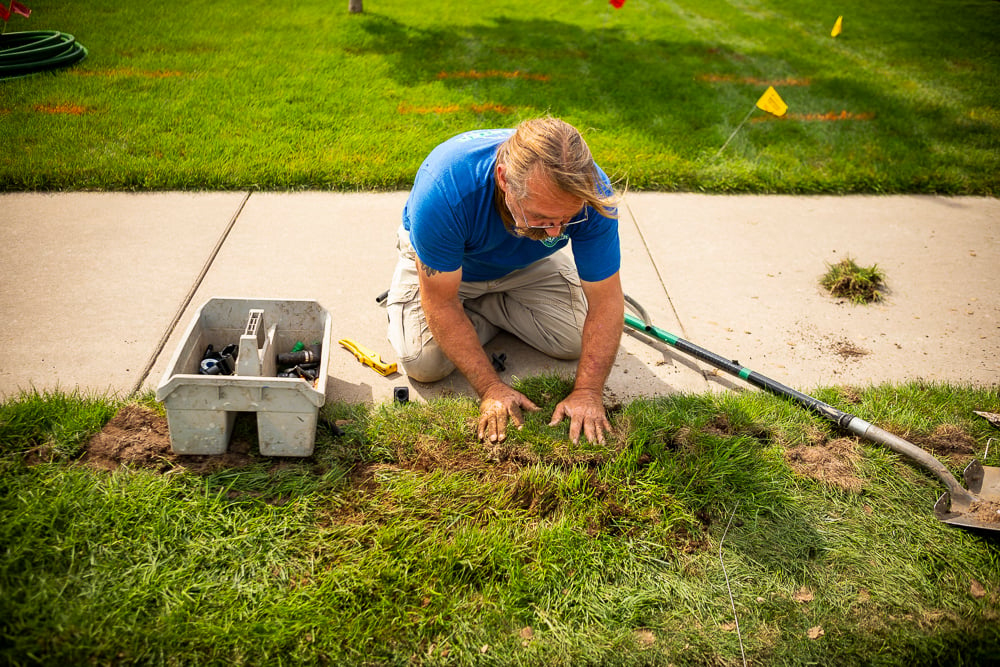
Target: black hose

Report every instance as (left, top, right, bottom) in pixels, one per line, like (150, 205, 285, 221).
(624, 312, 855, 428)
(622, 302, 984, 518)
(0, 30, 87, 79)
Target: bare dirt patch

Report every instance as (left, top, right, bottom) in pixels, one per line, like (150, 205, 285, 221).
(784, 437, 865, 492)
(34, 104, 89, 115)
(83, 405, 172, 471)
(82, 405, 613, 483)
(907, 424, 977, 459)
(82, 405, 256, 474)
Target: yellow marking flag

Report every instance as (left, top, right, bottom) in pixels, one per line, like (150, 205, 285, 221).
(831, 16, 843, 37)
(755, 86, 788, 117)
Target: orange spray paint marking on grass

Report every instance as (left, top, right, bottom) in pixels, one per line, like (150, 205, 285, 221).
(398, 102, 515, 115)
(398, 103, 461, 114)
(34, 104, 88, 115)
(436, 70, 549, 82)
(752, 110, 875, 122)
(698, 74, 811, 86)
(469, 103, 514, 113)
(72, 68, 185, 78)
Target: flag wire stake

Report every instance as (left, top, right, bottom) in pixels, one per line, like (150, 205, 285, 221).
(712, 106, 756, 160)
(719, 500, 747, 667)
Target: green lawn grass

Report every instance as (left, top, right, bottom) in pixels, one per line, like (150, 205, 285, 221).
(3, 2, 1000, 663)
(2, 381, 999, 665)
(1, 0, 998, 193)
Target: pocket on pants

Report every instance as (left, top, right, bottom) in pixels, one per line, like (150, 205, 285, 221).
(386, 282, 425, 363)
(556, 265, 583, 289)
(387, 281, 419, 308)
(558, 266, 587, 310)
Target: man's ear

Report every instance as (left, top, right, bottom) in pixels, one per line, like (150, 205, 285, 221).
(495, 163, 508, 192)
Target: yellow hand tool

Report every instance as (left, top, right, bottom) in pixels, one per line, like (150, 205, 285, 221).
(338, 338, 397, 376)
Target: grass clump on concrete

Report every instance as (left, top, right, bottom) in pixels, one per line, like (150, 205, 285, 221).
(820, 257, 887, 304)
(2, 380, 999, 665)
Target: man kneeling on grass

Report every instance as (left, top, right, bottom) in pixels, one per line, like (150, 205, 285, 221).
(385, 117, 624, 446)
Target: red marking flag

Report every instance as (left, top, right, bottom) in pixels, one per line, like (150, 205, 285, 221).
(0, 4, 10, 20)
(609, 0, 626, 8)
(10, 1, 31, 18)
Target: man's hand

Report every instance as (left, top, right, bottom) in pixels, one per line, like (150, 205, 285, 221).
(477, 383, 540, 443)
(414, 260, 537, 445)
(549, 388, 611, 445)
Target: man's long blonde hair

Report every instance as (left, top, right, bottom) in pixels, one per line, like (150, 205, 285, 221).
(495, 117, 618, 219)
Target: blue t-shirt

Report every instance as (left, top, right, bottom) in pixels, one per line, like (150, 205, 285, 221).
(402, 129, 620, 283)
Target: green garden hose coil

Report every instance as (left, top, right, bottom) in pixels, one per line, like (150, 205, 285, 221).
(0, 30, 87, 79)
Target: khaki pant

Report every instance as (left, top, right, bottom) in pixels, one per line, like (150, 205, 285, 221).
(386, 225, 587, 382)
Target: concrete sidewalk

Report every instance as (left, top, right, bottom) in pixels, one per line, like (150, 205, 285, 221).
(1, 192, 998, 406)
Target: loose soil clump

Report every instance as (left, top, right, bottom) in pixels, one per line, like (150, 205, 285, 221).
(832, 339, 869, 360)
(969, 501, 1000, 524)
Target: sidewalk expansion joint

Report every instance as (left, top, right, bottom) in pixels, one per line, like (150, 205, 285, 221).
(624, 197, 691, 340)
(128, 190, 253, 397)
(623, 197, 710, 391)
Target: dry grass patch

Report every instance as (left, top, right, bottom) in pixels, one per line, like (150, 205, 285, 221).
(784, 437, 865, 492)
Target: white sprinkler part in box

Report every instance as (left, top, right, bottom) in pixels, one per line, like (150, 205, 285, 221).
(236, 309, 278, 378)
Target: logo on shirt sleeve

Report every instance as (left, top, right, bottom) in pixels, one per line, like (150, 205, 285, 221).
(455, 129, 514, 142)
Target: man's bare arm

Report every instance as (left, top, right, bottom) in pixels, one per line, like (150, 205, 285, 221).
(416, 259, 538, 442)
(550, 271, 624, 444)
(416, 259, 497, 395)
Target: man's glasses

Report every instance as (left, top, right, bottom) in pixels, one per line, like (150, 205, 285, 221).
(517, 202, 587, 229)
(511, 198, 589, 230)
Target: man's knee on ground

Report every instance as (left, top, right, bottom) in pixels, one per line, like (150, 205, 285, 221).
(541, 334, 582, 361)
(399, 347, 455, 384)
(549, 343, 582, 361)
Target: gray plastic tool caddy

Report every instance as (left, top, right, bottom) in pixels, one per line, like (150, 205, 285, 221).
(156, 298, 332, 457)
